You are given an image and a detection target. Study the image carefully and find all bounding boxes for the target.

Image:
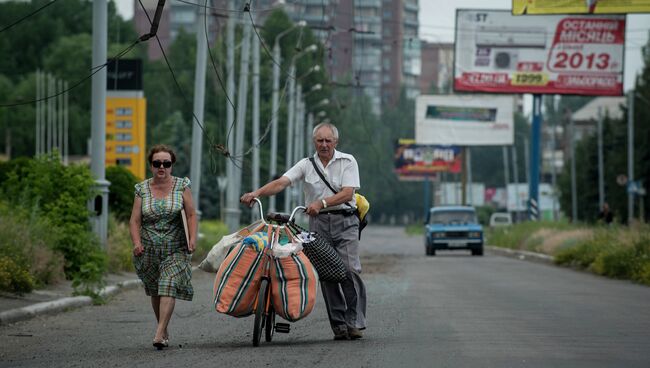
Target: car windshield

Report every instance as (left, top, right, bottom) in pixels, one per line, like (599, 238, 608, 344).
(430, 210, 476, 225)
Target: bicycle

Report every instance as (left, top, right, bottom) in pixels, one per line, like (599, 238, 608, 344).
(250, 198, 306, 347)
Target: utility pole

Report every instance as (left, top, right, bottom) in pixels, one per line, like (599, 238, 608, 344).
(35, 69, 41, 156)
(269, 41, 281, 212)
(232, 10, 252, 230)
(467, 147, 473, 205)
(284, 63, 297, 213)
(190, 3, 208, 219)
(627, 90, 635, 223)
(597, 106, 604, 211)
(63, 81, 69, 165)
(568, 108, 578, 222)
(551, 95, 559, 221)
(224, 0, 238, 229)
(524, 137, 530, 186)
(502, 146, 510, 210)
(528, 94, 542, 221)
(252, 27, 260, 221)
(90, 0, 109, 247)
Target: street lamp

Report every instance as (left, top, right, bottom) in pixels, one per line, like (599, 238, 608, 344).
(283, 44, 318, 212)
(268, 21, 306, 212)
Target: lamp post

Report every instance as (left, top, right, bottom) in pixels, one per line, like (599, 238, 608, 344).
(283, 44, 318, 212)
(269, 21, 306, 212)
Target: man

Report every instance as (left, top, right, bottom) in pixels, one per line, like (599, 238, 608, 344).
(240, 122, 367, 340)
(598, 202, 614, 225)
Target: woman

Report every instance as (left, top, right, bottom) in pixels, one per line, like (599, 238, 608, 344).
(129, 144, 197, 349)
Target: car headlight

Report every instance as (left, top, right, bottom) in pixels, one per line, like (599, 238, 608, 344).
(432, 232, 445, 238)
(468, 231, 482, 238)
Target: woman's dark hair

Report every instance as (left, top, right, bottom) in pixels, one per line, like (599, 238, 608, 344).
(147, 144, 177, 164)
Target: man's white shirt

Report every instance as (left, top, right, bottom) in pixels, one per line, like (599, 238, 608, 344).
(283, 150, 360, 210)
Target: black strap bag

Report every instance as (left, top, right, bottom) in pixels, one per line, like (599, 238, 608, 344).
(288, 222, 348, 283)
(308, 158, 368, 239)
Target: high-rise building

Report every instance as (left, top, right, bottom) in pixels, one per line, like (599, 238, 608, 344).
(419, 41, 454, 94)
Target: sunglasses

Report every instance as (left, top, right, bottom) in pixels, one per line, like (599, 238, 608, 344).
(151, 160, 172, 169)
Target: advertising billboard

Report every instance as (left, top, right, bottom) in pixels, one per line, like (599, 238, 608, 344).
(454, 10, 625, 96)
(394, 139, 462, 180)
(415, 94, 514, 145)
(512, 0, 650, 15)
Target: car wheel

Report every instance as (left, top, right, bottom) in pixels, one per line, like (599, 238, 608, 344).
(471, 247, 483, 256)
(426, 245, 436, 256)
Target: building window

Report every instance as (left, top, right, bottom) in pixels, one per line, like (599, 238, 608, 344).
(115, 107, 132, 116)
(116, 120, 132, 129)
(116, 145, 133, 153)
(116, 158, 132, 166)
(383, 74, 391, 83)
(115, 133, 133, 141)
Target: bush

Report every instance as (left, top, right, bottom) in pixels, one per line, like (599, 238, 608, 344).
(107, 215, 135, 273)
(0, 155, 106, 287)
(106, 165, 138, 223)
(0, 256, 34, 294)
(0, 202, 65, 292)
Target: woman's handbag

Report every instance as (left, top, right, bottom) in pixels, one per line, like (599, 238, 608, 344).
(288, 222, 348, 283)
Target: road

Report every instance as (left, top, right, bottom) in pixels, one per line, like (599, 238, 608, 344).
(2, 226, 650, 367)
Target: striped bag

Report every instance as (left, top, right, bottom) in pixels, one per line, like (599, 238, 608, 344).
(270, 252, 318, 322)
(213, 243, 267, 317)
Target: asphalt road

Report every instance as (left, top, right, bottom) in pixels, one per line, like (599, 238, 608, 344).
(1, 226, 650, 368)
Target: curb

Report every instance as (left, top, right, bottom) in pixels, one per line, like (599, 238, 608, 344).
(486, 245, 555, 265)
(0, 279, 142, 326)
(0, 266, 201, 326)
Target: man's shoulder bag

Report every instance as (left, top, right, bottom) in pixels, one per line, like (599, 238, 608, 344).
(308, 158, 369, 239)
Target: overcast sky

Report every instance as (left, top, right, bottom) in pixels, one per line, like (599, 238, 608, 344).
(115, 0, 650, 91)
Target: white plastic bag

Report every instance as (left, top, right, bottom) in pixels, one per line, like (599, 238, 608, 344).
(272, 242, 304, 258)
(198, 233, 242, 272)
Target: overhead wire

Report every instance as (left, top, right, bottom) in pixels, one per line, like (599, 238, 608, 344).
(0, 0, 61, 34)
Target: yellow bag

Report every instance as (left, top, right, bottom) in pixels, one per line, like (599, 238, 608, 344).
(355, 193, 370, 221)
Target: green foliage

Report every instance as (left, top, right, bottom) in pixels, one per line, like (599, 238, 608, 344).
(405, 224, 424, 236)
(106, 165, 138, 222)
(0, 155, 107, 288)
(475, 206, 496, 226)
(107, 215, 135, 273)
(0, 202, 65, 292)
(195, 220, 230, 261)
(487, 220, 575, 249)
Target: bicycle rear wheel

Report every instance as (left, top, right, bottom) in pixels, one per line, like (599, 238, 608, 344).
(253, 279, 269, 347)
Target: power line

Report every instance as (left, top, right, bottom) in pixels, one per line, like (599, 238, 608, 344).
(0, 0, 61, 34)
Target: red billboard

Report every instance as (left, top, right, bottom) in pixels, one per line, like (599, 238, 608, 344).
(394, 139, 462, 180)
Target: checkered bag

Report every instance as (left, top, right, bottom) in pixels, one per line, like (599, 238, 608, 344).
(288, 223, 348, 283)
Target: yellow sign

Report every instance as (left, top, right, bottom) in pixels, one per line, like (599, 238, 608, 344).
(513, 0, 650, 14)
(106, 95, 147, 180)
(511, 72, 549, 86)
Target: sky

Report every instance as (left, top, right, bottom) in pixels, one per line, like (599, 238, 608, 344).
(114, 0, 650, 92)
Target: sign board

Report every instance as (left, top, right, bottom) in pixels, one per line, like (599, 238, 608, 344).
(437, 182, 486, 206)
(507, 183, 556, 212)
(454, 9, 625, 96)
(512, 0, 650, 15)
(394, 139, 461, 180)
(415, 94, 514, 145)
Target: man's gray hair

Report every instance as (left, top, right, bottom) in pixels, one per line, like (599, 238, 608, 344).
(312, 122, 339, 140)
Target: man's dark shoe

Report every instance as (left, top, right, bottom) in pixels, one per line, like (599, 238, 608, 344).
(333, 331, 349, 340)
(348, 328, 363, 340)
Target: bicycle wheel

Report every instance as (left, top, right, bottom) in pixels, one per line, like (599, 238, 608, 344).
(265, 305, 275, 342)
(253, 279, 269, 347)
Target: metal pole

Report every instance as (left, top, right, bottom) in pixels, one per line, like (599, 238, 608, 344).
(597, 106, 604, 211)
(524, 137, 530, 186)
(284, 63, 296, 212)
(52, 75, 58, 154)
(502, 146, 510, 209)
(551, 96, 558, 220)
(224, 0, 238, 231)
(232, 13, 252, 230)
(627, 91, 635, 223)
(64, 81, 69, 165)
(35, 70, 40, 156)
(90, 0, 109, 246)
(461, 147, 467, 205)
(512, 143, 519, 187)
(269, 42, 281, 212)
(48, 74, 53, 154)
(528, 94, 542, 221)
(467, 147, 473, 205)
(569, 108, 578, 222)
(40, 72, 46, 155)
(190, 5, 208, 218)
(252, 31, 260, 221)
(58, 79, 63, 156)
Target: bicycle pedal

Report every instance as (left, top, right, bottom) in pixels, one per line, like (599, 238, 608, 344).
(274, 323, 290, 333)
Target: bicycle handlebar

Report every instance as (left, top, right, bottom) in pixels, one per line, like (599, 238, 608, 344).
(252, 198, 306, 225)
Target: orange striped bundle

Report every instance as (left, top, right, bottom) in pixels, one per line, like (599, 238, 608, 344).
(270, 252, 318, 322)
(213, 243, 267, 317)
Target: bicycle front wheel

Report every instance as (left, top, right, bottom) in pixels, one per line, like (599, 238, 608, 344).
(265, 305, 275, 342)
(253, 279, 269, 347)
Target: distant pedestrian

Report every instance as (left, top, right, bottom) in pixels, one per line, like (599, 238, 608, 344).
(129, 144, 197, 350)
(597, 202, 614, 225)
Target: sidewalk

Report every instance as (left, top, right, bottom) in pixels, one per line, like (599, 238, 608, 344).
(0, 272, 142, 325)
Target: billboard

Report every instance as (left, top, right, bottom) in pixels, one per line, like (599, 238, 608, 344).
(454, 10, 625, 96)
(415, 94, 514, 145)
(394, 139, 462, 180)
(512, 0, 650, 15)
